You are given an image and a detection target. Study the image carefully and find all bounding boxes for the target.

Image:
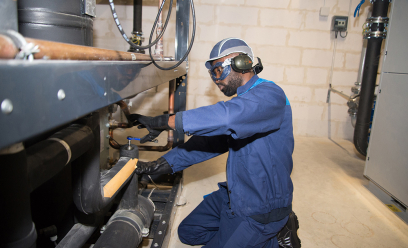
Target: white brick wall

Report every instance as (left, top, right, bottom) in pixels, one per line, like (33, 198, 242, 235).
(93, 0, 374, 140)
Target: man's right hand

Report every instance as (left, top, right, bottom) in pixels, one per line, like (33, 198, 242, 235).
(136, 157, 173, 175)
(129, 114, 173, 143)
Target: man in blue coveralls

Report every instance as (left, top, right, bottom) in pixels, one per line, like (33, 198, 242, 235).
(130, 38, 301, 248)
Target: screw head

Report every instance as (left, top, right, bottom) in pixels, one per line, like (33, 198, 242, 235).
(162, 221, 166, 225)
(57, 89, 66, 100)
(1, 99, 13, 114)
(158, 231, 162, 235)
(153, 243, 159, 247)
(141, 228, 149, 237)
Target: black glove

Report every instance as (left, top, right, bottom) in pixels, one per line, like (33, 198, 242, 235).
(135, 157, 173, 175)
(129, 114, 173, 143)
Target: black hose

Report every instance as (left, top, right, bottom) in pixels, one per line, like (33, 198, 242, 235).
(27, 124, 94, 192)
(148, 0, 196, 70)
(353, 0, 390, 156)
(108, 0, 172, 50)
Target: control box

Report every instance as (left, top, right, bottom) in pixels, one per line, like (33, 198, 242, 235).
(331, 16, 348, 32)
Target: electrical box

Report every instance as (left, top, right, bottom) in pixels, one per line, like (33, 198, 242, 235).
(320, 7, 330, 17)
(331, 16, 348, 32)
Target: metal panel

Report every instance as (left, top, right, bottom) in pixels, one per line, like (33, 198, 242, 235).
(0, 60, 186, 150)
(365, 72, 408, 207)
(173, 0, 190, 146)
(382, 0, 408, 74)
(0, 0, 18, 31)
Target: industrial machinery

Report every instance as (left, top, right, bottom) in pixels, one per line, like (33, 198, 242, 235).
(328, 0, 408, 222)
(0, 0, 194, 247)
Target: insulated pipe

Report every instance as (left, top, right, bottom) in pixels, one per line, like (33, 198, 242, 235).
(56, 224, 97, 248)
(73, 140, 139, 214)
(0, 143, 37, 248)
(26, 124, 94, 192)
(94, 182, 155, 248)
(353, 0, 390, 156)
(94, 146, 154, 248)
(0, 35, 161, 61)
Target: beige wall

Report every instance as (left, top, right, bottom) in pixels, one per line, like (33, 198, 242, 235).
(94, 0, 373, 141)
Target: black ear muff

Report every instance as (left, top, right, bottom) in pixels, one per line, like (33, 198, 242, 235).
(231, 54, 253, 73)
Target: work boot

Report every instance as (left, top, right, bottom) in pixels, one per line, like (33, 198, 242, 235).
(277, 211, 301, 248)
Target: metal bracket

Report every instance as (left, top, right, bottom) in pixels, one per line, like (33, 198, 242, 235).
(363, 17, 389, 39)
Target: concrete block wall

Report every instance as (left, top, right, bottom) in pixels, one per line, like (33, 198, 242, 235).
(93, 0, 375, 141)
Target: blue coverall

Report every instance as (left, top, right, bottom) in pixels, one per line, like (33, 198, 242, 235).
(162, 75, 294, 247)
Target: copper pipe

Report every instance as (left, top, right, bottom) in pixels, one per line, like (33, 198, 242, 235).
(0, 35, 161, 61)
(110, 123, 130, 129)
(109, 129, 121, 149)
(138, 79, 175, 152)
(109, 80, 176, 152)
(116, 100, 132, 125)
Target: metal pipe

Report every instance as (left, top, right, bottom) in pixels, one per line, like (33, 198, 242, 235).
(109, 79, 176, 152)
(329, 87, 350, 100)
(0, 35, 161, 61)
(116, 100, 132, 124)
(353, 0, 390, 156)
(133, 0, 143, 35)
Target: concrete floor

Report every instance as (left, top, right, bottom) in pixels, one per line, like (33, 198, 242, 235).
(142, 136, 408, 248)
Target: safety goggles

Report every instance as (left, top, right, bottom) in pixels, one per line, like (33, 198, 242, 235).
(208, 58, 232, 82)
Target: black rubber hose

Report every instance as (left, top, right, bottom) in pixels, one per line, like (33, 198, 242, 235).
(26, 124, 94, 192)
(133, 0, 143, 34)
(148, 0, 196, 70)
(108, 0, 172, 50)
(353, 0, 390, 156)
(0, 144, 37, 248)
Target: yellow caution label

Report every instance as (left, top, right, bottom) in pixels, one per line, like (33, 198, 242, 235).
(386, 204, 402, 212)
